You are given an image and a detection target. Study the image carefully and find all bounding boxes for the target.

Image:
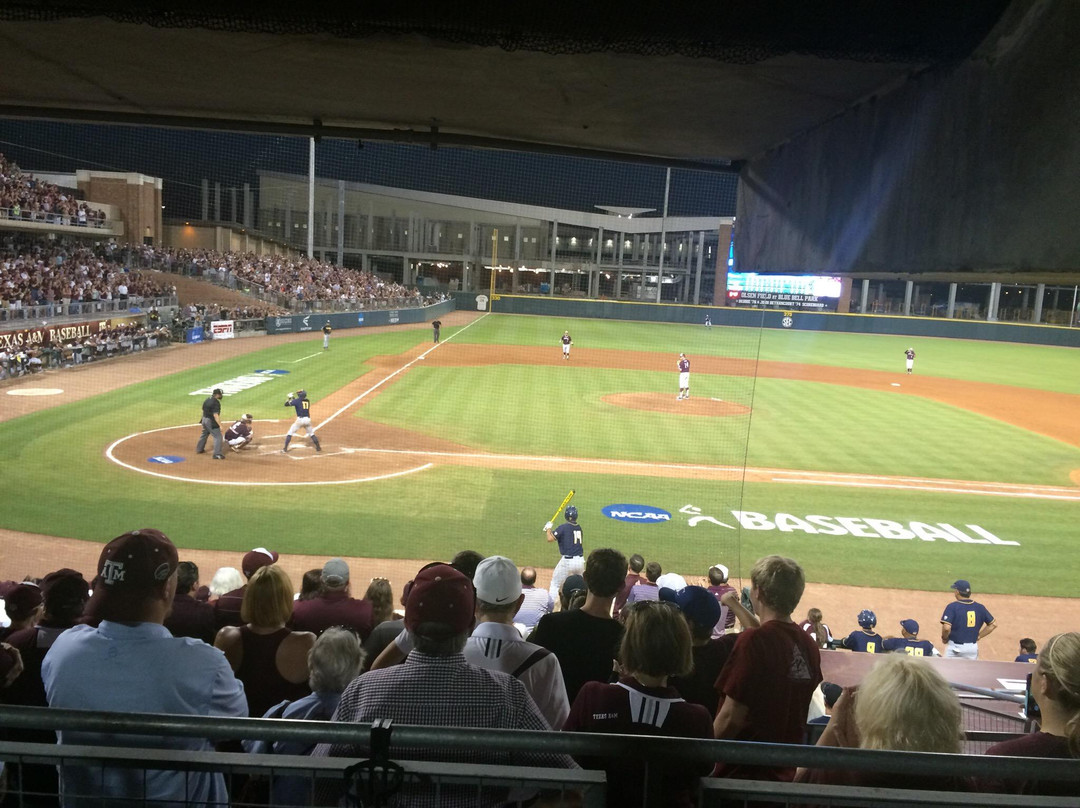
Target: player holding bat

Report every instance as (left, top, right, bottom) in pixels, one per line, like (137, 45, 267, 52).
(545, 492, 583, 605)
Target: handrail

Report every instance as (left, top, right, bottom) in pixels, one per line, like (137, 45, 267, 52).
(0, 206, 109, 229)
(1, 705, 1077, 783)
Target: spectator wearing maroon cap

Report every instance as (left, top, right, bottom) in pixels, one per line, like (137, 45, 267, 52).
(0, 581, 44, 640)
(313, 562, 574, 807)
(565, 599, 713, 808)
(214, 564, 314, 719)
(164, 561, 216, 644)
(41, 529, 247, 806)
(612, 553, 645, 618)
(290, 558, 374, 639)
(712, 555, 822, 782)
(214, 547, 278, 628)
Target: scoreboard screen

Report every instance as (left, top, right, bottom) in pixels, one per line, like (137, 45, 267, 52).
(727, 272, 843, 311)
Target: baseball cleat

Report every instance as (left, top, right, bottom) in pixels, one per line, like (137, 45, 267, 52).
(212, 455, 225, 460)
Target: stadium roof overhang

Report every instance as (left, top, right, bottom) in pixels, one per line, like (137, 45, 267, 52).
(0, 3, 1011, 171)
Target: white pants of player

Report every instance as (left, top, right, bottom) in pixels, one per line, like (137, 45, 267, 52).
(945, 640, 978, 659)
(562, 344, 570, 358)
(679, 371, 690, 393)
(227, 435, 252, 448)
(906, 359, 914, 372)
(287, 416, 315, 437)
(323, 334, 330, 348)
(549, 555, 585, 604)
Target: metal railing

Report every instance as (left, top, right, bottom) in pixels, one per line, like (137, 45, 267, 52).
(0, 205, 111, 229)
(0, 706, 1076, 807)
(0, 295, 178, 324)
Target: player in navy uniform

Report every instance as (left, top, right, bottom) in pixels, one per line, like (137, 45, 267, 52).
(322, 321, 332, 349)
(904, 347, 916, 374)
(882, 619, 939, 657)
(195, 388, 225, 460)
(561, 331, 572, 360)
(282, 390, 322, 454)
(839, 609, 883, 653)
(941, 579, 996, 659)
(677, 353, 691, 400)
(224, 414, 254, 452)
(545, 505, 584, 604)
(431, 319, 442, 343)
(1015, 637, 1039, 663)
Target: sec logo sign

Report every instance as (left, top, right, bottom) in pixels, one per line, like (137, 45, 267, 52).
(602, 504, 672, 524)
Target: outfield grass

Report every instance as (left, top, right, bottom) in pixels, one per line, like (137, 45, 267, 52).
(1, 314, 1077, 595)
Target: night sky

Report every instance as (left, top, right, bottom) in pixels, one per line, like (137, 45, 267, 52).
(0, 120, 738, 224)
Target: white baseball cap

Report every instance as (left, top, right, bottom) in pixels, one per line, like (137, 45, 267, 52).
(710, 563, 729, 581)
(473, 556, 522, 606)
(656, 572, 687, 591)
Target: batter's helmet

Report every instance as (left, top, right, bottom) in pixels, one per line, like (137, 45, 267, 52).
(565, 505, 578, 522)
(857, 609, 877, 629)
(297, 389, 307, 400)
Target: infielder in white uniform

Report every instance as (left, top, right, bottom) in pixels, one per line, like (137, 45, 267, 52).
(561, 331, 573, 360)
(677, 353, 691, 400)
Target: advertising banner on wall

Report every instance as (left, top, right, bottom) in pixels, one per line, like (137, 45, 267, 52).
(210, 320, 235, 340)
(0, 315, 144, 351)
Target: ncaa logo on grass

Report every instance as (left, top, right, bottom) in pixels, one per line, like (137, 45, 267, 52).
(602, 504, 672, 524)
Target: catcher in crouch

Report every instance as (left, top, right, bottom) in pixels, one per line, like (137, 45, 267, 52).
(224, 414, 254, 452)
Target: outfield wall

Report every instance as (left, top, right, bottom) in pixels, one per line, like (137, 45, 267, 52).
(457, 293, 1080, 348)
(264, 300, 454, 335)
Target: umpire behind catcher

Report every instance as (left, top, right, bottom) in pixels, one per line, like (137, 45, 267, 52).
(195, 388, 225, 459)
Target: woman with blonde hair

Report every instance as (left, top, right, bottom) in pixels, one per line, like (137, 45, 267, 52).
(799, 654, 968, 791)
(564, 601, 713, 807)
(214, 565, 315, 718)
(983, 632, 1080, 795)
(364, 577, 395, 626)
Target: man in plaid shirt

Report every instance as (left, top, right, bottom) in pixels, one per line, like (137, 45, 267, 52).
(313, 562, 574, 806)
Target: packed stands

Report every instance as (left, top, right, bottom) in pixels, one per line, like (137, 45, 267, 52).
(0, 153, 106, 228)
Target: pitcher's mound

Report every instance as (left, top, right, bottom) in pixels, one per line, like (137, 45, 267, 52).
(602, 392, 751, 417)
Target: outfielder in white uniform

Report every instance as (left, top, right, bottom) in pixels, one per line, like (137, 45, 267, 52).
(545, 505, 584, 604)
(561, 331, 573, 360)
(282, 390, 322, 453)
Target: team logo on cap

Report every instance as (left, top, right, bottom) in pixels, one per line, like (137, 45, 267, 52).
(101, 560, 126, 584)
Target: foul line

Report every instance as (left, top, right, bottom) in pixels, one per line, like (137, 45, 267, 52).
(316, 313, 489, 432)
(292, 352, 322, 363)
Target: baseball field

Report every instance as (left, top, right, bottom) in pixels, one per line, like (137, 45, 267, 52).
(1, 309, 1078, 658)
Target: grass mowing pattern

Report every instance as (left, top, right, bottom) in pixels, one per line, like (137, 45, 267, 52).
(0, 315, 1077, 595)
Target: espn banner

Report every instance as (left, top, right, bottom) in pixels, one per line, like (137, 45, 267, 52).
(210, 320, 235, 340)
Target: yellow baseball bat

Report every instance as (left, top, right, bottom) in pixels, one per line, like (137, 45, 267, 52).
(549, 489, 576, 526)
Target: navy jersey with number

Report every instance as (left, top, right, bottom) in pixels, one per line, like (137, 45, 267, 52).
(941, 600, 993, 644)
(554, 522, 583, 557)
(562, 334, 572, 346)
(678, 357, 690, 373)
(286, 397, 311, 417)
(905, 349, 915, 361)
(843, 630, 883, 653)
(882, 637, 936, 656)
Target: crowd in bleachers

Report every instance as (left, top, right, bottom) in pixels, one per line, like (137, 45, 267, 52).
(1, 531, 1077, 807)
(0, 154, 106, 228)
(0, 237, 174, 314)
(0, 321, 172, 379)
(145, 246, 425, 308)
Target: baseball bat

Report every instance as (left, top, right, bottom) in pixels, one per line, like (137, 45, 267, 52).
(549, 489, 576, 526)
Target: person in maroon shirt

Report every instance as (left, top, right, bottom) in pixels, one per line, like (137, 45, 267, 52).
(214, 547, 279, 628)
(612, 553, 644, 618)
(982, 631, 1080, 796)
(164, 561, 216, 644)
(712, 554, 822, 781)
(565, 600, 712, 807)
(290, 558, 374, 639)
